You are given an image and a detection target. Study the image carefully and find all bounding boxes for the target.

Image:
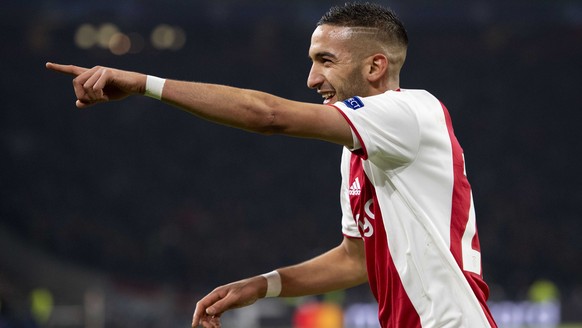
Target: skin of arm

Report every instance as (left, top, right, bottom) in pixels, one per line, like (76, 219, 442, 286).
(278, 236, 367, 297)
(192, 236, 367, 327)
(45, 63, 354, 148)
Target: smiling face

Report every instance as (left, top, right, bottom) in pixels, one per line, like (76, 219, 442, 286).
(307, 25, 374, 105)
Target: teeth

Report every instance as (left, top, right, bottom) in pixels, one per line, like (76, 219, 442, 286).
(321, 92, 335, 100)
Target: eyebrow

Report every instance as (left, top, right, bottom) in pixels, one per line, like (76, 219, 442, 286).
(309, 51, 337, 61)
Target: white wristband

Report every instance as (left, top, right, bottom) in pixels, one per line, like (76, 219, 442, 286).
(261, 270, 282, 298)
(144, 75, 166, 100)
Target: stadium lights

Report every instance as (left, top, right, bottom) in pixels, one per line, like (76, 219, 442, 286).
(150, 24, 186, 51)
(74, 23, 186, 55)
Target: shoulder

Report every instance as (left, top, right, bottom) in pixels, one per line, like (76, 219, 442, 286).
(336, 89, 437, 111)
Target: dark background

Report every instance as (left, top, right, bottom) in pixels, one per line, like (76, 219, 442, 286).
(1, 0, 581, 325)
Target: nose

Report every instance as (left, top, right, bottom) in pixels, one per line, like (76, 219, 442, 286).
(306, 64, 323, 90)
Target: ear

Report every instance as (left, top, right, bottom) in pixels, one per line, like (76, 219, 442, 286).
(366, 54, 388, 83)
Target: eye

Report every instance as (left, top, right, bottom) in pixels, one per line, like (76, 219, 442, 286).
(310, 52, 336, 66)
(321, 58, 333, 66)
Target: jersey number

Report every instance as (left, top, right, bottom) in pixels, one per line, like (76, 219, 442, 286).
(461, 156, 481, 275)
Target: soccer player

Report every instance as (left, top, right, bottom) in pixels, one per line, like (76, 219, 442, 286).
(47, 3, 497, 328)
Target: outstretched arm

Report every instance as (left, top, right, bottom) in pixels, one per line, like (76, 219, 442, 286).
(192, 236, 366, 327)
(45, 63, 353, 147)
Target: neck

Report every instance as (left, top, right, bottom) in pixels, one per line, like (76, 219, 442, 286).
(370, 77, 399, 96)
(386, 79, 400, 91)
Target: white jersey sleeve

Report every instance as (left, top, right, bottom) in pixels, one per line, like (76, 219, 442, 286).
(334, 91, 422, 169)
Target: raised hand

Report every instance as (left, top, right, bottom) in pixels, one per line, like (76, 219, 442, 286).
(45, 62, 146, 108)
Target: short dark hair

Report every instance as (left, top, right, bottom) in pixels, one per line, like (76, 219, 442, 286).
(317, 2, 408, 47)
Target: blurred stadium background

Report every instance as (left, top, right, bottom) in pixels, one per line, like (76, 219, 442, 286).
(1, 0, 581, 327)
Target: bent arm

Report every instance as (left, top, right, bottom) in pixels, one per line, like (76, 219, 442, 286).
(277, 236, 367, 297)
(192, 237, 366, 327)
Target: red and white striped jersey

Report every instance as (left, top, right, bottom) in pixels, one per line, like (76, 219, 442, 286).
(332, 89, 497, 327)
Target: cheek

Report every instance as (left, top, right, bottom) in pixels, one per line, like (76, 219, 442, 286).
(342, 70, 367, 94)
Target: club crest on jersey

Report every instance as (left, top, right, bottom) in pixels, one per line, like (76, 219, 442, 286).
(343, 97, 364, 110)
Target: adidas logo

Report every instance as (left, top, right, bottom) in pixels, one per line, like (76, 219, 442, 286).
(349, 177, 361, 196)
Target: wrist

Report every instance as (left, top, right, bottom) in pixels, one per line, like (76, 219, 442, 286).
(261, 270, 282, 298)
(144, 75, 166, 100)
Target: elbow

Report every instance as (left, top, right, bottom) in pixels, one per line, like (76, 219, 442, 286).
(240, 92, 286, 135)
(239, 110, 279, 136)
(250, 111, 279, 136)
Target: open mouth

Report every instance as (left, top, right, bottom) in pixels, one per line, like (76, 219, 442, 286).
(321, 92, 336, 104)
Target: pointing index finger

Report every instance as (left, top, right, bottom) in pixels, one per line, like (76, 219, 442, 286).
(45, 62, 88, 77)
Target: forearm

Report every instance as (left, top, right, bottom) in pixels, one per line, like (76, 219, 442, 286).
(162, 79, 286, 134)
(275, 237, 367, 297)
